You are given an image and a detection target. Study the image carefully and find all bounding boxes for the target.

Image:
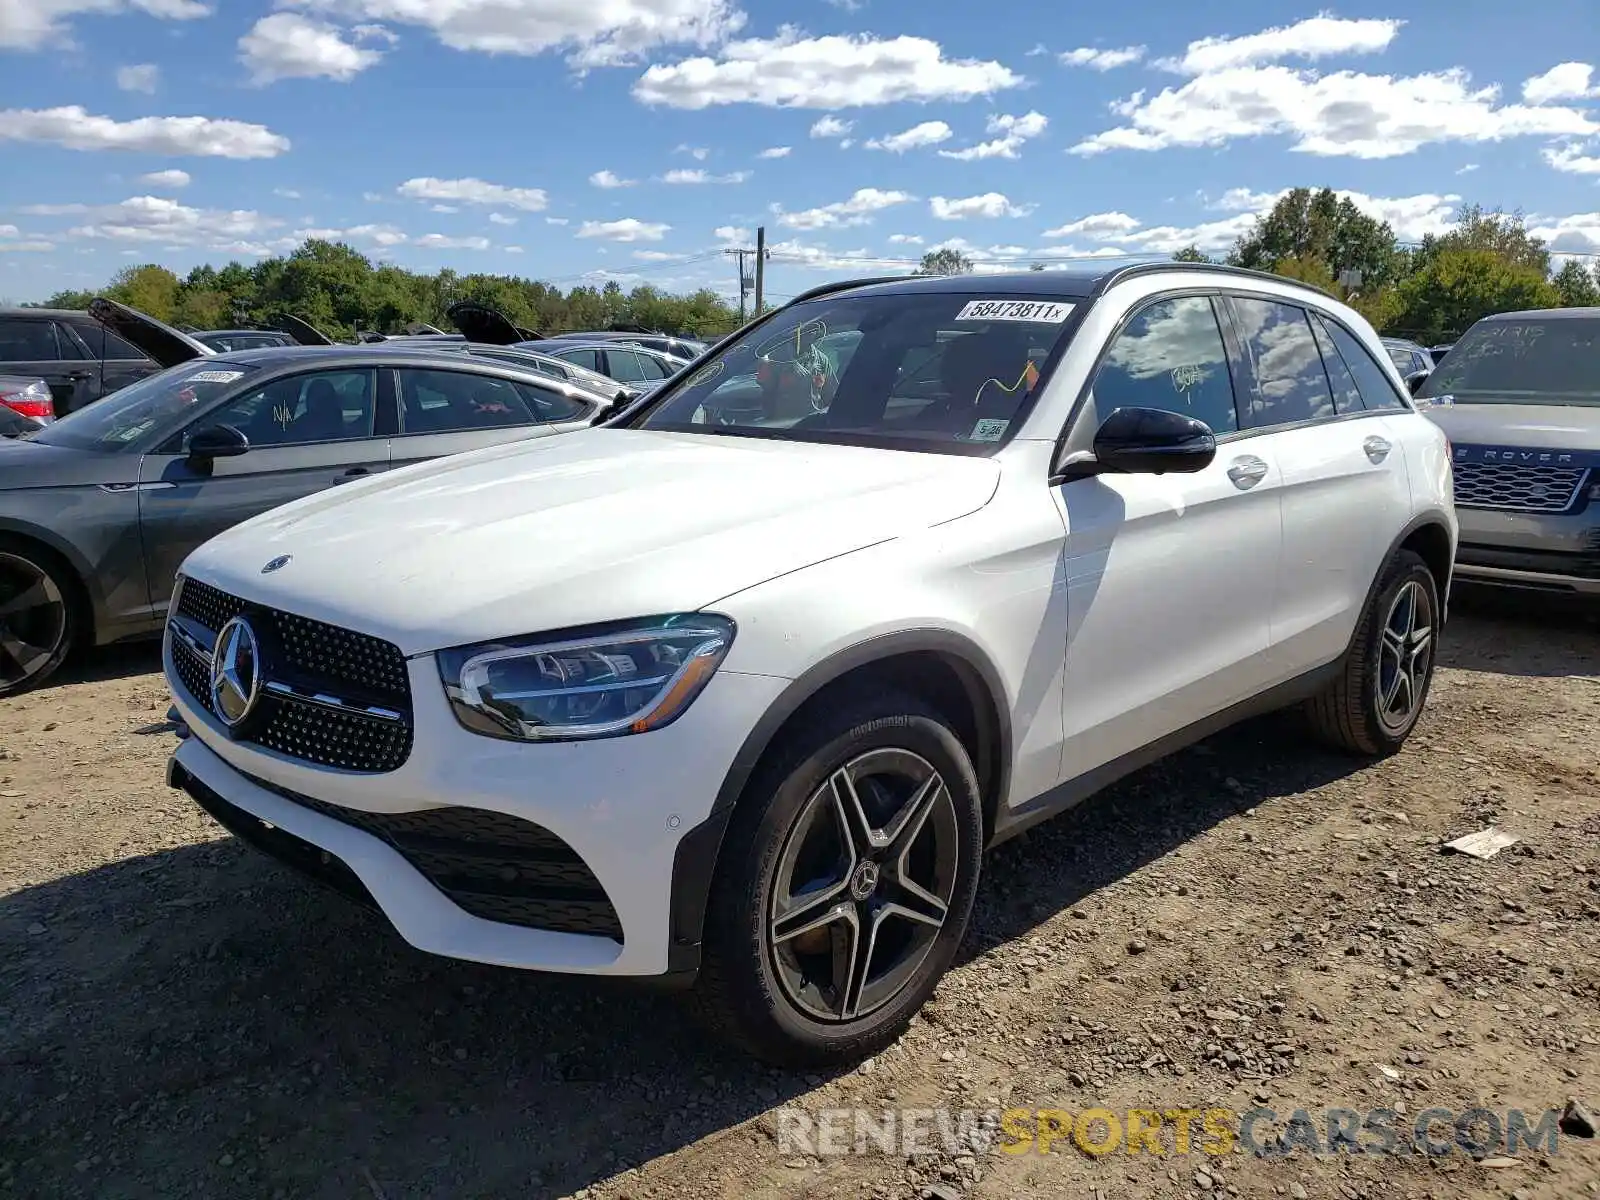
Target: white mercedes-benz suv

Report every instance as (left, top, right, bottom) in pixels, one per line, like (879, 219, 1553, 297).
(163, 265, 1456, 1065)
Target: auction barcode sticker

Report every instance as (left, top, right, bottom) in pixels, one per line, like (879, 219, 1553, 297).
(188, 369, 246, 384)
(954, 299, 1074, 324)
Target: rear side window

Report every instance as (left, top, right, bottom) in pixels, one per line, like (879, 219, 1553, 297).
(514, 381, 589, 423)
(1318, 316, 1409, 411)
(605, 350, 652, 383)
(397, 369, 537, 433)
(1089, 295, 1239, 434)
(0, 318, 60, 362)
(556, 347, 602, 372)
(69, 323, 149, 361)
(1228, 297, 1337, 428)
(1310, 318, 1363, 414)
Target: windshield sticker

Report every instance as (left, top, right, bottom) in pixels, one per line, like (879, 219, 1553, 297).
(684, 360, 726, 389)
(970, 418, 1010, 442)
(187, 369, 246, 384)
(955, 300, 1073, 324)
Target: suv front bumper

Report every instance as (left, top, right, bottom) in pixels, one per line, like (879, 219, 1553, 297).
(1454, 505, 1600, 596)
(165, 638, 787, 978)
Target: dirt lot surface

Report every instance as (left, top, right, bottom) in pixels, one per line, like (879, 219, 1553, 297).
(3, 593, 1599, 1200)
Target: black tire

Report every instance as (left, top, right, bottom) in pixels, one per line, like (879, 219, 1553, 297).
(1306, 549, 1440, 756)
(0, 537, 80, 699)
(692, 691, 984, 1067)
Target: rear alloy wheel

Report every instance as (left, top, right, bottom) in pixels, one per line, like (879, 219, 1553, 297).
(1307, 548, 1439, 756)
(0, 546, 75, 698)
(695, 693, 983, 1066)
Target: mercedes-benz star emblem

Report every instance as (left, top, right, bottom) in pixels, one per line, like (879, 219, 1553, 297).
(210, 616, 262, 728)
(261, 554, 292, 574)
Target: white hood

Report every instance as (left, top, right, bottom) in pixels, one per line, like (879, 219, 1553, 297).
(181, 428, 1001, 655)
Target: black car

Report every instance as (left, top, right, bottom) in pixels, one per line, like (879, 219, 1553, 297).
(0, 307, 159, 416)
(193, 329, 299, 353)
(0, 300, 618, 696)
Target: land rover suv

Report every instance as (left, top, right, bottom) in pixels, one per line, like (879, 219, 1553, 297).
(162, 265, 1457, 1066)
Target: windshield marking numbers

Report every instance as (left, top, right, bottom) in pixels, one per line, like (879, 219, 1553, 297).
(955, 300, 1073, 324)
(969, 418, 1009, 442)
(188, 370, 246, 384)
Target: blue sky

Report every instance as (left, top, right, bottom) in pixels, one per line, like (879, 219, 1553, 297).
(2, 0, 1599, 306)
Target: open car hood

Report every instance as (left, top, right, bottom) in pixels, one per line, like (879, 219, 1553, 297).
(447, 301, 539, 346)
(275, 313, 337, 346)
(87, 297, 214, 368)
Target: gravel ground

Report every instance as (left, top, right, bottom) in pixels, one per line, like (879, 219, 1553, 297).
(2, 591, 1598, 1200)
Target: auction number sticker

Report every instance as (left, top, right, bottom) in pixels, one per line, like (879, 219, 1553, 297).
(955, 299, 1074, 324)
(188, 370, 246, 384)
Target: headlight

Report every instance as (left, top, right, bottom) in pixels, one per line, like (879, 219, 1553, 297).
(436, 615, 735, 742)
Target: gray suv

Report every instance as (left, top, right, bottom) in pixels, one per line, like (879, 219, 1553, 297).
(1416, 307, 1600, 596)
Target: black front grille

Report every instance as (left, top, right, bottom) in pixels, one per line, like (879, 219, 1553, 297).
(170, 576, 414, 773)
(1452, 462, 1588, 514)
(258, 780, 624, 941)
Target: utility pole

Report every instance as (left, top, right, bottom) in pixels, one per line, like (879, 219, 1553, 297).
(724, 246, 755, 322)
(754, 225, 766, 315)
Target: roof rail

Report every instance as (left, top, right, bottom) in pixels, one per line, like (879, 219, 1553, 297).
(1099, 260, 1339, 301)
(787, 276, 908, 305)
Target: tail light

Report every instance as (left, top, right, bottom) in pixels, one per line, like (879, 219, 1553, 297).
(0, 380, 55, 425)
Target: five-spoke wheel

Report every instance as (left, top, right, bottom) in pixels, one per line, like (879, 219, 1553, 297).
(0, 546, 74, 698)
(1375, 578, 1434, 735)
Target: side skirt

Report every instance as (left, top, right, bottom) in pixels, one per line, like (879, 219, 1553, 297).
(988, 659, 1343, 847)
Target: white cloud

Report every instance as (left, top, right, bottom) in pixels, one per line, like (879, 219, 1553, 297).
(887, 232, 923, 245)
(777, 186, 914, 230)
(929, 192, 1033, 220)
(1544, 142, 1600, 175)
(288, 0, 743, 68)
(634, 32, 1023, 109)
(865, 120, 952, 153)
(633, 249, 682, 260)
(714, 224, 751, 241)
(1159, 16, 1403, 74)
(503, 244, 524, 252)
(273, 186, 301, 198)
(545, 216, 569, 225)
(488, 211, 517, 224)
(1, 0, 208, 52)
(590, 169, 636, 188)
(413, 233, 490, 250)
(810, 115, 854, 138)
(576, 217, 670, 241)
(1529, 211, 1600, 256)
(1072, 64, 1600, 159)
(137, 167, 190, 189)
(0, 240, 55, 252)
(1339, 190, 1461, 242)
(660, 168, 750, 183)
(676, 143, 711, 160)
(1521, 62, 1598, 104)
(116, 63, 159, 92)
(1043, 211, 1142, 239)
(1456, 163, 1479, 174)
(938, 109, 1047, 160)
(397, 176, 547, 211)
(1059, 45, 1144, 70)
(757, 145, 791, 158)
(0, 225, 18, 237)
(239, 14, 389, 84)
(764, 238, 884, 271)
(0, 105, 289, 157)
(36, 195, 284, 248)
(429, 204, 458, 212)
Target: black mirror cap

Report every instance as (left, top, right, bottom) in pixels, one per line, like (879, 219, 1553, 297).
(187, 423, 250, 460)
(1092, 406, 1217, 475)
(1404, 370, 1431, 397)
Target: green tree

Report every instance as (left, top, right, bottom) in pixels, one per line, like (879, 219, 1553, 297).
(1552, 259, 1600, 307)
(1392, 248, 1562, 342)
(1416, 204, 1550, 276)
(1230, 187, 1400, 288)
(915, 247, 974, 276)
(105, 264, 181, 320)
(35, 289, 96, 310)
(1171, 246, 1215, 263)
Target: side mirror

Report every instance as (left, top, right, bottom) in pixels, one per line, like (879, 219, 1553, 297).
(1404, 370, 1431, 397)
(187, 423, 250, 462)
(1086, 406, 1217, 476)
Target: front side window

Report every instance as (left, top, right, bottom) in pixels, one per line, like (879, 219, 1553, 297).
(397, 369, 536, 433)
(634, 292, 1082, 453)
(0, 318, 59, 363)
(1089, 296, 1239, 434)
(555, 346, 603, 373)
(208, 369, 377, 447)
(1417, 316, 1600, 407)
(1229, 297, 1336, 429)
(28, 360, 260, 452)
(605, 350, 652, 383)
(1319, 316, 1409, 412)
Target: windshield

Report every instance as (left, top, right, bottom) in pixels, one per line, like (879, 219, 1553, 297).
(632, 292, 1078, 452)
(1418, 316, 1600, 406)
(28, 360, 260, 452)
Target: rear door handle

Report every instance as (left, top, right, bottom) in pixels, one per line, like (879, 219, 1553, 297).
(1363, 435, 1392, 463)
(65, 370, 92, 381)
(1226, 455, 1269, 490)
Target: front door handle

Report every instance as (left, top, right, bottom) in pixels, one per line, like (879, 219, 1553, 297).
(65, 370, 93, 381)
(1363, 435, 1392, 463)
(332, 467, 371, 486)
(1226, 455, 1269, 490)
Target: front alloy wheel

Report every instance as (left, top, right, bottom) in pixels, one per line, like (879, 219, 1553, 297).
(0, 548, 74, 697)
(695, 693, 984, 1066)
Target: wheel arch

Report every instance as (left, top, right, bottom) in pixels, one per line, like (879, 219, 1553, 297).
(666, 628, 1012, 975)
(0, 521, 98, 647)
